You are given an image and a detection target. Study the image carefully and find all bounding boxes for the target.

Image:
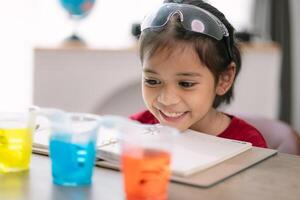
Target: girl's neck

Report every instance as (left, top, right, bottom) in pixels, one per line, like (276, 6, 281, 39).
(190, 109, 231, 136)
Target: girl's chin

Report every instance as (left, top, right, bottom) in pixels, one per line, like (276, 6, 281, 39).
(159, 122, 187, 132)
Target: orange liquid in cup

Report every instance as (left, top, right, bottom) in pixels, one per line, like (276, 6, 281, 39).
(121, 148, 171, 200)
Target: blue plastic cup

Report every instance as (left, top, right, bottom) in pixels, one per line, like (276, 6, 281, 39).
(49, 112, 99, 186)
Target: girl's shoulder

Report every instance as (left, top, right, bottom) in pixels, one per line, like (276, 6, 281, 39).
(218, 114, 268, 148)
(129, 110, 159, 124)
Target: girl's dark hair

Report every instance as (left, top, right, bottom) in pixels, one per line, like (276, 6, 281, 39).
(139, 0, 241, 108)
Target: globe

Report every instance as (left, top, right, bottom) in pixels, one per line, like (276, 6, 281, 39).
(59, 0, 96, 42)
(60, 0, 95, 19)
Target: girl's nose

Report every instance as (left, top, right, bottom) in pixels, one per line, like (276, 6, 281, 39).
(157, 86, 180, 106)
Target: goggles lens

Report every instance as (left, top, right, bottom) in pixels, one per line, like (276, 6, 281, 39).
(141, 3, 232, 59)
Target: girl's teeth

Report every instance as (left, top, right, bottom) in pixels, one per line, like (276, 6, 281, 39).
(163, 111, 184, 117)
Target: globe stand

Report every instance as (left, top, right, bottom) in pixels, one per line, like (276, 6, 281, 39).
(61, 33, 87, 48)
(68, 33, 82, 41)
(59, 0, 96, 48)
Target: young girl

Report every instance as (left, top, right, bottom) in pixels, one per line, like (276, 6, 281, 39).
(130, 0, 267, 148)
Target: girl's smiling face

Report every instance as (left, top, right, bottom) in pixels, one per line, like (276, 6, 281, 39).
(142, 43, 219, 132)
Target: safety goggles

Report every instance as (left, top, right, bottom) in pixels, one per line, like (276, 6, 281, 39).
(141, 3, 232, 60)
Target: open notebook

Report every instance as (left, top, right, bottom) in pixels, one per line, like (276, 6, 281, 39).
(33, 126, 252, 177)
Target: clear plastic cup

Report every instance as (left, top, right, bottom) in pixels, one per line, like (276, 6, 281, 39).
(0, 112, 35, 173)
(48, 112, 99, 186)
(120, 123, 178, 200)
(97, 116, 179, 199)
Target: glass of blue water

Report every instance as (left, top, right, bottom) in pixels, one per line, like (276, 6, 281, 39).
(49, 113, 99, 186)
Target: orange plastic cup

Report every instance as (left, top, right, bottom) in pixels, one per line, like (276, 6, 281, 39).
(120, 125, 178, 200)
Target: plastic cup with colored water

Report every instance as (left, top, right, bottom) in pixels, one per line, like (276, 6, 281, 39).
(98, 116, 178, 200)
(120, 124, 178, 200)
(0, 112, 35, 173)
(49, 112, 99, 186)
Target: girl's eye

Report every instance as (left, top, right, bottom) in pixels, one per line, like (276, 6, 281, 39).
(144, 79, 161, 86)
(178, 81, 196, 88)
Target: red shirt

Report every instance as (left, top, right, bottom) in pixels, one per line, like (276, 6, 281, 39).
(130, 110, 267, 148)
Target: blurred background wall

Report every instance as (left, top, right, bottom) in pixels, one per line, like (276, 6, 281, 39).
(0, 0, 299, 132)
(291, 0, 300, 134)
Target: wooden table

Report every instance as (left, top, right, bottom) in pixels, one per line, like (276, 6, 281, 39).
(1, 153, 300, 200)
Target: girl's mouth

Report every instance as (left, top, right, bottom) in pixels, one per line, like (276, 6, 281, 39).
(158, 110, 188, 123)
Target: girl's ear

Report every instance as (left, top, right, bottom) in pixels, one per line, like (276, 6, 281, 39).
(216, 62, 236, 95)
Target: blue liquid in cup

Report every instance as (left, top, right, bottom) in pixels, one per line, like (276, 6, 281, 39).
(49, 137, 96, 186)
